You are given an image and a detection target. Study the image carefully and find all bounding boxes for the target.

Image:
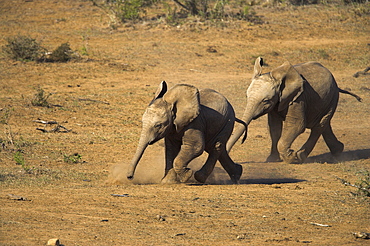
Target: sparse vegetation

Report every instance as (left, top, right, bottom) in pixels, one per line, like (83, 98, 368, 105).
(0, 108, 12, 125)
(2, 36, 79, 62)
(2, 35, 46, 61)
(31, 88, 51, 107)
(63, 153, 83, 164)
(91, 0, 262, 27)
(339, 170, 370, 197)
(91, 0, 158, 27)
(1, 1, 369, 245)
(48, 42, 76, 62)
(14, 150, 33, 173)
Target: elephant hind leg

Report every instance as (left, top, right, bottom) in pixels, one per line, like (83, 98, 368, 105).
(322, 124, 344, 157)
(194, 146, 221, 183)
(296, 127, 325, 163)
(218, 148, 243, 184)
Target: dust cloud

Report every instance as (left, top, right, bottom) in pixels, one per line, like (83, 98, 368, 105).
(107, 142, 166, 185)
(106, 140, 235, 185)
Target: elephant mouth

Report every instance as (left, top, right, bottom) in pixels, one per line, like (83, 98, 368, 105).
(148, 138, 160, 145)
(253, 113, 264, 120)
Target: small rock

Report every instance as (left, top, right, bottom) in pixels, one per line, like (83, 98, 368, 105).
(353, 232, 370, 239)
(47, 238, 60, 246)
(237, 234, 248, 239)
(156, 215, 166, 221)
(7, 194, 30, 201)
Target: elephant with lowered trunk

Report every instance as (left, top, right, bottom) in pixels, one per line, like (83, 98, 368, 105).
(126, 81, 243, 184)
(227, 57, 362, 164)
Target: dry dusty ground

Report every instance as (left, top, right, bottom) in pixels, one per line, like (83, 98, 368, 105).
(0, 0, 370, 245)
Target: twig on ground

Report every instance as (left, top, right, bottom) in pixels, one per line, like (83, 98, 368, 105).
(78, 98, 110, 105)
(337, 177, 370, 193)
(353, 67, 370, 78)
(34, 119, 71, 133)
(310, 222, 331, 227)
(33, 120, 58, 125)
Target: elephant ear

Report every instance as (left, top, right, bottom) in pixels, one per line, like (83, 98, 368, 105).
(163, 84, 200, 132)
(270, 61, 304, 112)
(253, 57, 264, 79)
(149, 81, 168, 105)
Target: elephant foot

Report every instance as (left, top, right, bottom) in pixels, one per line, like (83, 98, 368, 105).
(266, 153, 282, 162)
(296, 149, 307, 163)
(194, 170, 208, 183)
(330, 142, 344, 157)
(161, 169, 179, 184)
(177, 168, 193, 183)
(229, 164, 243, 184)
(281, 149, 302, 164)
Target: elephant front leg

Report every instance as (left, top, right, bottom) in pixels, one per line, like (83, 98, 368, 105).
(173, 130, 205, 183)
(161, 168, 179, 184)
(266, 112, 283, 162)
(161, 138, 181, 184)
(279, 113, 305, 164)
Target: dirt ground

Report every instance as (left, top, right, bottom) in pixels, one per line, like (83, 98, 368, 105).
(1, 0, 369, 245)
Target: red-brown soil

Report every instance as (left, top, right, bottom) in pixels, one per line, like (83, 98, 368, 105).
(1, 1, 369, 245)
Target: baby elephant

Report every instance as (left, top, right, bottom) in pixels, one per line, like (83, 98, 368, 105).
(126, 81, 243, 184)
(227, 57, 362, 164)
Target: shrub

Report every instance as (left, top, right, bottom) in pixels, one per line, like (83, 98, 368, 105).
(339, 170, 370, 197)
(31, 88, 51, 107)
(63, 153, 82, 164)
(49, 43, 75, 62)
(2, 35, 46, 61)
(91, 0, 158, 26)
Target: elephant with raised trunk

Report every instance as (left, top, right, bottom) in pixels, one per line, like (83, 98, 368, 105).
(126, 81, 243, 184)
(227, 57, 362, 164)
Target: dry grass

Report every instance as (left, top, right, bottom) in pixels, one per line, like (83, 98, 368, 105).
(0, 0, 369, 245)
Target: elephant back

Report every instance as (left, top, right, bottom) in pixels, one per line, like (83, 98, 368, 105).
(294, 62, 339, 98)
(198, 88, 235, 148)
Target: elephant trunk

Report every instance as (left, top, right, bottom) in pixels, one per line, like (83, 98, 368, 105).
(126, 133, 149, 180)
(226, 104, 254, 152)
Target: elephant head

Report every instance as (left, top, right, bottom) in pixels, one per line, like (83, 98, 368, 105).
(126, 81, 200, 180)
(227, 57, 304, 150)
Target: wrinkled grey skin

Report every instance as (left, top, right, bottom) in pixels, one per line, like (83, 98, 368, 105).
(127, 81, 243, 184)
(227, 57, 362, 164)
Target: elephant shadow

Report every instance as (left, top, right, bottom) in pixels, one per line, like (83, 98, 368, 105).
(190, 176, 306, 186)
(239, 178, 306, 185)
(189, 165, 306, 185)
(306, 148, 370, 164)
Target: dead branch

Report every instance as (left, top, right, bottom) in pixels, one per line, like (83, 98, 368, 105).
(337, 177, 370, 193)
(353, 67, 370, 78)
(172, 0, 190, 12)
(34, 119, 71, 133)
(33, 120, 58, 125)
(5, 125, 14, 146)
(78, 98, 110, 105)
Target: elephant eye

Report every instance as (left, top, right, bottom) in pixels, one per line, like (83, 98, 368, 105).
(263, 99, 270, 104)
(154, 123, 162, 128)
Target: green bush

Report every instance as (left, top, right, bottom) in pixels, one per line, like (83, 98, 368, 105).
(63, 153, 82, 164)
(339, 170, 370, 197)
(91, 0, 158, 26)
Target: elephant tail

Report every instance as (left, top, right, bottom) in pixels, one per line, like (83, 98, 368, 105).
(235, 118, 248, 144)
(339, 88, 362, 102)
